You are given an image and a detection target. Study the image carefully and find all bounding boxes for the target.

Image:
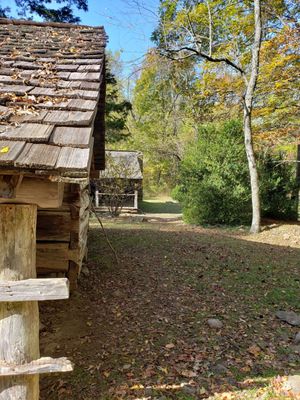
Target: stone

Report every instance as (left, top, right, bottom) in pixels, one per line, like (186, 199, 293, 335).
(207, 318, 223, 329)
(81, 265, 90, 277)
(211, 363, 228, 375)
(295, 332, 300, 345)
(182, 385, 197, 395)
(144, 387, 152, 396)
(283, 375, 300, 395)
(275, 311, 300, 327)
(290, 345, 300, 353)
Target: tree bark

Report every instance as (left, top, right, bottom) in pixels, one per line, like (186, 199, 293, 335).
(243, 0, 262, 233)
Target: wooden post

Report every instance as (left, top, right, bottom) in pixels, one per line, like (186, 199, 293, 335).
(134, 190, 138, 210)
(0, 204, 39, 399)
(0, 205, 73, 399)
(95, 189, 99, 208)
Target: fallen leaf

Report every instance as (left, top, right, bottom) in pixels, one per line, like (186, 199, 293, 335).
(0, 146, 9, 153)
(181, 369, 197, 378)
(247, 344, 261, 357)
(165, 343, 175, 349)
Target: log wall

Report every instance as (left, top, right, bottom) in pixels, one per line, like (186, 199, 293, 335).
(36, 183, 90, 289)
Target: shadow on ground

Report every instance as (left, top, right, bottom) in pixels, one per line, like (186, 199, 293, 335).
(140, 200, 182, 214)
(40, 221, 300, 400)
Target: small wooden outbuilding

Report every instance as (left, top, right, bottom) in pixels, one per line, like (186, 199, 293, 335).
(94, 150, 143, 211)
(0, 18, 107, 398)
(0, 18, 107, 286)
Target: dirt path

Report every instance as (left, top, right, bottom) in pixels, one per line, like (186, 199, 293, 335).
(40, 219, 300, 399)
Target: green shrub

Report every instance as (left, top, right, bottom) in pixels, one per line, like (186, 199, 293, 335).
(259, 152, 298, 220)
(174, 120, 298, 225)
(173, 120, 252, 225)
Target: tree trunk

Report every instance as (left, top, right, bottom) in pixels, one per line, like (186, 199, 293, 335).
(243, 110, 261, 233)
(243, 0, 262, 233)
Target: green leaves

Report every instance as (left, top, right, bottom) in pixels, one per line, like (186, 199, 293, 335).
(14, 0, 88, 23)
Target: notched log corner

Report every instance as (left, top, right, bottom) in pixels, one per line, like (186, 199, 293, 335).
(0, 175, 23, 199)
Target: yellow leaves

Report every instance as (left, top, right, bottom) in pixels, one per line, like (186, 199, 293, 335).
(247, 344, 261, 357)
(0, 146, 9, 154)
(199, 386, 207, 395)
(181, 369, 197, 378)
(130, 384, 144, 390)
(158, 366, 168, 374)
(165, 343, 175, 349)
(218, 393, 236, 400)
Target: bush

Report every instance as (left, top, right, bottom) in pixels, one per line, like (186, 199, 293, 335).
(259, 152, 298, 220)
(173, 120, 252, 225)
(173, 120, 298, 225)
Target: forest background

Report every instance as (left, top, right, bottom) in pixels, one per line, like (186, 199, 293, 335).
(2, 0, 299, 228)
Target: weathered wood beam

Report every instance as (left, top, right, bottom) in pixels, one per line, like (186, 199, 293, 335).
(0, 177, 64, 208)
(0, 278, 69, 302)
(0, 204, 39, 399)
(0, 357, 73, 376)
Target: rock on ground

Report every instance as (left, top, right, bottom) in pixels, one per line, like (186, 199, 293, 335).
(207, 318, 223, 329)
(295, 332, 300, 344)
(275, 311, 300, 326)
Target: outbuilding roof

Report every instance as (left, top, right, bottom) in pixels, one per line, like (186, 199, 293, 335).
(0, 18, 107, 181)
(99, 150, 143, 180)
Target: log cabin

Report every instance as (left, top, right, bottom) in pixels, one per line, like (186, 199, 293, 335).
(0, 19, 107, 398)
(0, 18, 107, 288)
(94, 150, 143, 212)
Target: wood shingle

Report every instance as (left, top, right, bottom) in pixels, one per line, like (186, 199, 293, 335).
(0, 18, 107, 179)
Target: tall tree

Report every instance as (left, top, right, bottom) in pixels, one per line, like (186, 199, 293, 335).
(105, 52, 132, 144)
(2, 0, 88, 23)
(128, 51, 196, 193)
(153, 0, 265, 233)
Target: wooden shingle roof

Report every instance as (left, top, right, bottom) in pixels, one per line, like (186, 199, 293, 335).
(0, 18, 107, 181)
(99, 150, 143, 180)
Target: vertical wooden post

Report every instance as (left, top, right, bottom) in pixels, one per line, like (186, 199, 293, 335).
(134, 190, 138, 210)
(0, 205, 39, 399)
(95, 189, 99, 208)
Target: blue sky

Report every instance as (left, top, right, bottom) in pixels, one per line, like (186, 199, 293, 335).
(1, 0, 160, 78)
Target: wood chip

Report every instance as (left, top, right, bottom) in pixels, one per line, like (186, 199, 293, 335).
(44, 110, 95, 126)
(0, 123, 53, 142)
(15, 143, 60, 169)
(0, 140, 26, 165)
(56, 147, 91, 171)
(50, 126, 93, 148)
